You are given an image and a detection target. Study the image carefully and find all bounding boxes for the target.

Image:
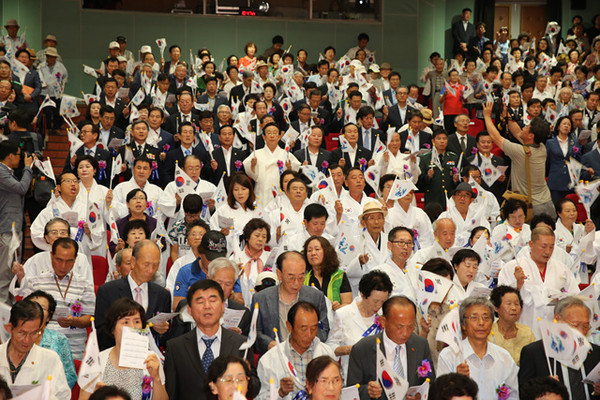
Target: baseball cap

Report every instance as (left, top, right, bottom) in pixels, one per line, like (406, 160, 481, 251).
(200, 231, 228, 261)
(108, 41, 120, 49)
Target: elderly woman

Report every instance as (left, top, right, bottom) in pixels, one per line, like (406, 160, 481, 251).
(115, 189, 157, 244)
(305, 356, 343, 400)
(330, 271, 392, 378)
(25, 290, 77, 388)
(165, 220, 209, 295)
(303, 236, 352, 310)
(374, 131, 420, 180)
(79, 298, 167, 400)
(488, 285, 535, 366)
(490, 198, 531, 262)
(437, 296, 519, 400)
(446, 249, 488, 306)
(206, 355, 255, 400)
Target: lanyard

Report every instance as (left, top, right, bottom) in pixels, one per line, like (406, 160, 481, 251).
(54, 274, 73, 302)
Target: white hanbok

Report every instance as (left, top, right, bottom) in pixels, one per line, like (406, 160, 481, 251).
(77, 181, 111, 257)
(437, 205, 490, 247)
(498, 254, 580, 337)
(384, 204, 435, 250)
(490, 223, 531, 262)
(339, 191, 371, 221)
(113, 178, 165, 218)
(372, 258, 416, 302)
(345, 232, 389, 297)
(445, 274, 489, 307)
(373, 150, 420, 183)
(243, 146, 301, 207)
(555, 220, 597, 282)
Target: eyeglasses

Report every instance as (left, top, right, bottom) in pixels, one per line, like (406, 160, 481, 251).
(465, 315, 492, 322)
(13, 330, 41, 340)
(283, 274, 306, 282)
(316, 377, 343, 387)
(131, 196, 147, 201)
(47, 229, 70, 236)
(391, 240, 413, 247)
(218, 375, 249, 385)
(61, 179, 79, 185)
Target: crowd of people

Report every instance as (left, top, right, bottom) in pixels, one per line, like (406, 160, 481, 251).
(2, 8, 600, 400)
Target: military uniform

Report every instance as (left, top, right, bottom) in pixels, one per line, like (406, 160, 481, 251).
(418, 150, 459, 208)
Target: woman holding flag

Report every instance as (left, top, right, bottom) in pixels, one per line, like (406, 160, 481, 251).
(79, 298, 167, 400)
(373, 131, 420, 181)
(439, 69, 464, 135)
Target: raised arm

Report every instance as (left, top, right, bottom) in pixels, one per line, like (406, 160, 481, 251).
(482, 101, 506, 150)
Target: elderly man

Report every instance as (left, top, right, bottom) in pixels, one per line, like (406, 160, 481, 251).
(229, 70, 257, 103)
(410, 218, 456, 268)
(207, 124, 248, 185)
(165, 279, 260, 400)
(251, 251, 329, 355)
(520, 297, 600, 400)
(161, 123, 210, 186)
(19, 238, 94, 359)
(38, 46, 67, 131)
(282, 204, 337, 253)
(373, 227, 417, 302)
(0, 19, 27, 51)
(438, 296, 518, 400)
(0, 300, 70, 399)
(164, 92, 199, 136)
(36, 34, 62, 66)
(447, 114, 476, 156)
(345, 202, 389, 295)
(347, 296, 434, 400)
(95, 239, 171, 350)
(207, 257, 251, 336)
(498, 227, 580, 338)
(338, 167, 370, 221)
(257, 302, 335, 400)
(438, 182, 490, 246)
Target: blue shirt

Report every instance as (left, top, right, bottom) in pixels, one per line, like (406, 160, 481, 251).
(173, 258, 242, 297)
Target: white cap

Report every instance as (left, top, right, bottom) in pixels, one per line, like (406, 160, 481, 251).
(116, 55, 127, 62)
(369, 63, 380, 73)
(350, 59, 363, 68)
(356, 65, 367, 75)
(140, 45, 152, 54)
(108, 41, 120, 49)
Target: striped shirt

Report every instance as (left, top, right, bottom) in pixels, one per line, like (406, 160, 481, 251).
(22, 271, 95, 359)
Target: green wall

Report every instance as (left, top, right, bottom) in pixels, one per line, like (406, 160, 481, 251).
(3, 0, 599, 96)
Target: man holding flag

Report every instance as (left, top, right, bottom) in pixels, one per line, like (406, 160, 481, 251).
(347, 296, 434, 400)
(0, 141, 34, 303)
(256, 301, 335, 400)
(519, 297, 600, 400)
(437, 296, 518, 399)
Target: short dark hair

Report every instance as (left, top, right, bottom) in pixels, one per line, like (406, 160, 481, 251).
(272, 35, 284, 45)
(519, 377, 569, 400)
(242, 218, 271, 244)
(462, 7, 472, 13)
(422, 257, 454, 280)
(133, 156, 152, 169)
(468, 226, 489, 244)
(287, 301, 319, 328)
(379, 173, 396, 193)
(357, 105, 375, 120)
(89, 385, 132, 400)
(182, 193, 203, 214)
(429, 373, 478, 400)
(279, 170, 300, 191)
(451, 249, 481, 268)
(123, 219, 150, 242)
(358, 270, 393, 297)
(7, 108, 33, 129)
(388, 226, 414, 242)
(126, 188, 146, 203)
(74, 155, 99, 174)
(104, 297, 147, 338)
(9, 299, 44, 328)
(206, 356, 254, 400)
(24, 290, 58, 322)
(382, 296, 416, 317)
(0, 375, 11, 400)
(186, 279, 225, 305)
(555, 197, 577, 214)
(51, 237, 78, 255)
(502, 198, 527, 220)
(530, 213, 556, 230)
(490, 285, 523, 309)
(0, 140, 19, 161)
(304, 203, 328, 222)
(358, 33, 370, 41)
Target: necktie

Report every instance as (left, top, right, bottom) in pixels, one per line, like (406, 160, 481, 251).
(86, 149, 93, 156)
(364, 130, 370, 149)
(183, 115, 188, 123)
(460, 136, 466, 152)
(394, 345, 405, 379)
(184, 148, 191, 156)
(567, 367, 586, 400)
(134, 287, 142, 305)
(439, 153, 444, 165)
(202, 337, 216, 372)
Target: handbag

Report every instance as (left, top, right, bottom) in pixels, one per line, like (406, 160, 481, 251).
(502, 145, 533, 222)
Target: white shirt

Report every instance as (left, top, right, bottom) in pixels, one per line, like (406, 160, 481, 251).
(373, 258, 416, 302)
(196, 326, 222, 360)
(383, 329, 407, 379)
(385, 205, 435, 249)
(128, 274, 149, 310)
(113, 178, 165, 218)
(438, 338, 519, 400)
(339, 191, 370, 221)
(222, 146, 233, 174)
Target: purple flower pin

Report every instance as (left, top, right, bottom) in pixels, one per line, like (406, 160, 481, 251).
(235, 160, 242, 171)
(151, 161, 158, 170)
(424, 143, 431, 149)
(163, 144, 171, 152)
(471, 147, 478, 155)
(98, 160, 106, 170)
(321, 160, 329, 173)
(496, 385, 510, 400)
(573, 146, 580, 155)
(417, 359, 432, 378)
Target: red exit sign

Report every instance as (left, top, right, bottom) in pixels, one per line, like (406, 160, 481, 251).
(241, 10, 256, 16)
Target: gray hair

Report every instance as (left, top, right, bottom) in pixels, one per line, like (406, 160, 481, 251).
(141, 63, 153, 70)
(132, 239, 159, 259)
(242, 70, 254, 79)
(395, 86, 408, 95)
(554, 296, 590, 320)
(207, 257, 239, 278)
(217, 104, 231, 114)
(44, 217, 70, 236)
(459, 296, 495, 326)
(114, 248, 132, 267)
(433, 218, 455, 233)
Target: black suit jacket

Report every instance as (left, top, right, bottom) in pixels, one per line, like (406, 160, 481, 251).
(100, 97, 129, 130)
(465, 152, 508, 202)
(196, 93, 229, 115)
(446, 133, 477, 158)
(94, 277, 172, 350)
(99, 125, 125, 154)
(164, 328, 260, 400)
(206, 146, 248, 185)
(452, 20, 476, 50)
(162, 145, 209, 187)
(399, 130, 432, 153)
(228, 299, 251, 336)
(164, 112, 200, 138)
(519, 340, 600, 400)
(63, 145, 112, 187)
(229, 84, 252, 104)
(293, 147, 331, 168)
(347, 332, 435, 400)
(119, 142, 162, 186)
(381, 104, 414, 131)
(358, 127, 385, 153)
(329, 146, 372, 173)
